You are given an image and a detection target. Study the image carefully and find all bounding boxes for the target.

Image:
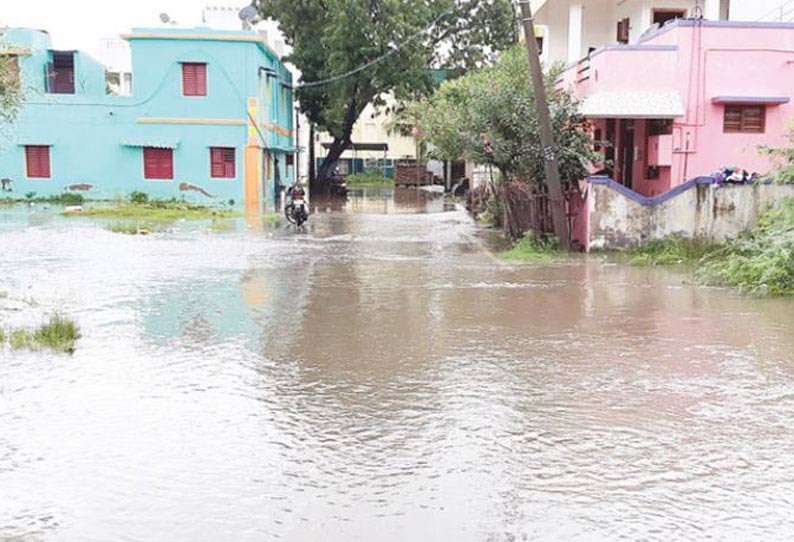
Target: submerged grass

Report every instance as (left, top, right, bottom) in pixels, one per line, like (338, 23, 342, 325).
(498, 235, 560, 263)
(346, 173, 394, 187)
(697, 199, 794, 295)
(105, 221, 169, 235)
(65, 199, 239, 221)
(627, 235, 719, 266)
(624, 200, 794, 295)
(6, 315, 81, 353)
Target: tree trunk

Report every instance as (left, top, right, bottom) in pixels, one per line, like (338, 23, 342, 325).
(311, 91, 361, 194)
(314, 137, 351, 192)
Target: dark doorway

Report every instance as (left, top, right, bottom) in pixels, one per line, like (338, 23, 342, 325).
(653, 9, 686, 27)
(618, 119, 635, 190)
(604, 119, 616, 178)
(49, 51, 75, 94)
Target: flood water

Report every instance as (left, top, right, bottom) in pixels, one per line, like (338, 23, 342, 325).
(2, 188, 794, 541)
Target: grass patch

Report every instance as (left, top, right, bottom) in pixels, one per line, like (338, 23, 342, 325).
(499, 235, 560, 262)
(105, 221, 168, 235)
(346, 173, 394, 187)
(0, 327, 5, 344)
(10, 329, 35, 350)
(210, 219, 237, 232)
(66, 201, 239, 221)
(1, 192, 85, 205)
(261, 213, 281, 225)
(627, 235, 719, 266)
(697, 199, 794, 295)
(8, 315, 80, 353)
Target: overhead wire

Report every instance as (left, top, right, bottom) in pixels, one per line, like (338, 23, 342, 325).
(756, 0, 794, 21)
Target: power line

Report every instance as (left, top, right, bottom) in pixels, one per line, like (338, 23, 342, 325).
(756, 0, 794, 21)
(295, 7, 455, 89)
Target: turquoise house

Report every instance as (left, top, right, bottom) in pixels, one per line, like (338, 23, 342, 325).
(0, 27, 295, 213)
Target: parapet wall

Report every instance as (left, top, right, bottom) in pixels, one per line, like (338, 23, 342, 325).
(585, 177, 794, 251)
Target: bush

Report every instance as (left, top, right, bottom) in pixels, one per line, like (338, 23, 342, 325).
(130, 191, 149, 204)
(0, 327, 5, 344)
(628, 235, 718, 266)
(54, 192, 85, 205)
(697, 199, 794, 295)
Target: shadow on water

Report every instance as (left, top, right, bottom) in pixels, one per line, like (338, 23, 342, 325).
(1, 191, 794, 541)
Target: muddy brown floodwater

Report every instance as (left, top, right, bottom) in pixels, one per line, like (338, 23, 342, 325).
(1, 187, 794, 541)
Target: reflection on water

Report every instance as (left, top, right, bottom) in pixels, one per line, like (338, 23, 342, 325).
(1, 194, 794, 542)
(312, 186, 453, 215)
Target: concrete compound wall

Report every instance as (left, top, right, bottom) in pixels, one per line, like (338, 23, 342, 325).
(584, 176, 794, 250)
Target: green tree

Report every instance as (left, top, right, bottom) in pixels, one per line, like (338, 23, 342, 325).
(407, 46, 598, 186)
(0, 45, 24, 126)
(254, 0, 516, 186)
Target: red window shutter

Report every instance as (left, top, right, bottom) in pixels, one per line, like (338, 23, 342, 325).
(25, 146, 51, 178)
(143, 148, 173, 180)
(182, 63, 207, 96)
(210, 147, 235, 178)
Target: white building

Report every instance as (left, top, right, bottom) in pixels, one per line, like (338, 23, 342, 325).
(97, 38, 132, 95)
(531, 0, 786, 66)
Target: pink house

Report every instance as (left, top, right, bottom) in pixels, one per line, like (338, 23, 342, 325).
(562, 19, 794, 197)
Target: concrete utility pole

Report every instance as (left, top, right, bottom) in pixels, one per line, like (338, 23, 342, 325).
(517, 0, 571, 250)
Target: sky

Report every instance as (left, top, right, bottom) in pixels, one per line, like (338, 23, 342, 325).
(1, 0, 248, 57)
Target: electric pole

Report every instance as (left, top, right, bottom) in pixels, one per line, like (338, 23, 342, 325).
(517, 0, 571, 250)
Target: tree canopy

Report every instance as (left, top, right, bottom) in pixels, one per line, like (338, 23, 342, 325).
(254, 0, 517, 184)
(402, 46, 599, 187)
(0, 47, 24, 126)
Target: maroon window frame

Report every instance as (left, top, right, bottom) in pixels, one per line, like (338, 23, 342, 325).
(182, 63, 207, 97)
(210, 147, 236, 178)
(143, 147, 174, 180)
(25, 146, 51, 179)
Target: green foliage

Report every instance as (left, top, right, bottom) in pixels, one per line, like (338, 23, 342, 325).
(210, 219, 236, 232)
(0, 327, 5, 344)
(8, 315, 81, 353)
(33, 314, 81, 352)
(628, 235, 718, 266)
(65, 201, 239, 221)
(0, 45, 24, 125)
(404, 46, 600, 186)
(346, 173, 393, 186)
(105, 221, 168, 235)
(130, 191, 149, 204)
(759, 126, 794, 184)
(256, 0, 517, 175)
(697, 199, 794, 295)
(10, 329, 34, 351)
(499, 235, 559, 262)
(55, 192, 85, 205)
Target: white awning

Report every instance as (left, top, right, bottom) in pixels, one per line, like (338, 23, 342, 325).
(121, 139, 180, 149)
(580, 91, 685, 119)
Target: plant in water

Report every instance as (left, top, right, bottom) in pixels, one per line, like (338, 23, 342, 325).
(346, 172, 394, 187)
(697, 199, 794, 295)
(0, 327, 5, 344)
(499, 235, 559, 262)
(57, 192, 85, 205)
(9, 315, 80, 353)
(627, 235, 718, 266)
(129, 191, 149, 204)
(10, 329, 34, 350)
(105, 221, 167, 235)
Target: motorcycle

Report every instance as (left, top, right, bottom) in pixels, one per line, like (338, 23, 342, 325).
(285, 182, 309, 226)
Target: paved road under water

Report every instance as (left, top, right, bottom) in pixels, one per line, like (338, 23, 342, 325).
(1, 188, 794, 541)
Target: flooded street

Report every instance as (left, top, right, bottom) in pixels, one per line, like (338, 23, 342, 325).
(2, 188, 794, 541)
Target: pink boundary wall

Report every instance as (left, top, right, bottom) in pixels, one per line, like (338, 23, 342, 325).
(563, 20, 794, 198)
